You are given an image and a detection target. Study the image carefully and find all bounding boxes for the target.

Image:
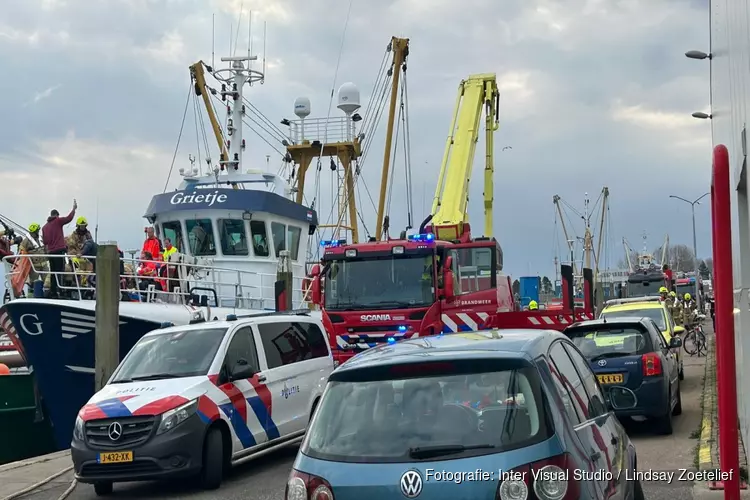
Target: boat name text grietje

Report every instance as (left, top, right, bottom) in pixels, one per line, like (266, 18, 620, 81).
(170, 191, 228, 207)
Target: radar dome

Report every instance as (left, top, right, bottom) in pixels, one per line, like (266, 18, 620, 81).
(337, 82, 360, 114)
(294, 97, 311, 119)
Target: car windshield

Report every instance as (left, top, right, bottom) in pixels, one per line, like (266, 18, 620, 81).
(601, 308, 666, 330)
(676, 284, 694, 298)
(301, 365, 551, 463)
(566, 326, 653, 359)
(626, 281, 662, 297)
(111, 328, 227, 383)
(323, 254, 434, 310)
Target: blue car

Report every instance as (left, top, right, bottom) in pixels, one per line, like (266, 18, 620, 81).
(286, 330, 643, 500)
(564, 317, 682, 435)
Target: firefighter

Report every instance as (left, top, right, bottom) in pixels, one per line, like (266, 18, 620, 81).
(672, 292, 685, 327)
(684, 293, 697, 329)
(528, 300, 538, 311)
(659, 286, 670, 305)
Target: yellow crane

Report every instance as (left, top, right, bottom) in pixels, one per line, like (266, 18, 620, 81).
(429, 73, 499, 241)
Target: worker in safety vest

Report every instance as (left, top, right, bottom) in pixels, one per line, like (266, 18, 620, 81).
(66, 216, 94, 286)
(659, 286, 670, 306)
(19, 223, 48, 289)
(528, 300, 538, 311)
(683, 293, 697, 329)
(159, 237, 178, 292)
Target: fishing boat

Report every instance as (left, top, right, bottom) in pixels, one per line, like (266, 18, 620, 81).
(0, 48, 335, 450)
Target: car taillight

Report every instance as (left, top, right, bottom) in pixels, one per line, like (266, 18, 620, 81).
(286, 469, 334, 500)
(642, 353, 662, 376)
(496, 453, 579, 500)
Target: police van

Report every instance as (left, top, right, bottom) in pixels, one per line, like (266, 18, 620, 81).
(70, 310, 334, 495)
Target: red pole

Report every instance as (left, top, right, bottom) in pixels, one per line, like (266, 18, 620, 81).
(711, 144, 741, 499)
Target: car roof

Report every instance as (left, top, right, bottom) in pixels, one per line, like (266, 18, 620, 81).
(142, 312, 318, 338)
(566, 317, 651, 329)
(602, 302, 663, 312)
(335, 329, 567, 372)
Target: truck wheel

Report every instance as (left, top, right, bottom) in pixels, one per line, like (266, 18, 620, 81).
(634, 479, 645, 500)
(200, 427, 224, 490)
(94, 481, 113, 496)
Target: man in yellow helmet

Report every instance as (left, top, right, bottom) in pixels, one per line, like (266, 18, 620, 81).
(659, 286, 670, 305)
(528, 300, 538, 311)
(66, 216, 94, 286)
(683, 293, 697, 329)
(19, 223, 48, 293)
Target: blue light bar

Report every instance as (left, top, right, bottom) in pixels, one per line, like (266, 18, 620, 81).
(387, 337, 396, 343)
(320, 239, 347, 247)
(408, 233, 435, 242)
(397, 325, 407, 332)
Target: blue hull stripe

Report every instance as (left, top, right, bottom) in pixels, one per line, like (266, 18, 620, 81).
(96, 398, 133, 418)
(219, 403, 257, 448)
(247, 396, 280, 440)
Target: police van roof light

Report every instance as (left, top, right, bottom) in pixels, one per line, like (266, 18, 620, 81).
(320, 239, 347, 247)
(159, 321, 174, 328)
(226, 314, 238, 321)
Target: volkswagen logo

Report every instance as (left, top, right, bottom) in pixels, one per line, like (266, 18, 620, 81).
(107, 422, 123, 441)
(400, 470, 423, 498)
(597, 359, 607, 367)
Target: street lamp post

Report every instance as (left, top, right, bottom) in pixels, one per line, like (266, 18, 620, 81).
(669, 193, 710, 310)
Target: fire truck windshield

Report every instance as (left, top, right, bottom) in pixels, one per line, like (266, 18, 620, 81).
(324, 254, 434, 310)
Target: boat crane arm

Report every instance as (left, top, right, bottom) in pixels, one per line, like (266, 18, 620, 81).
(190, 61, 229, 163)
(430, 74, 499, 241)
(553, 195, 577, 276)
(622, 237, 634, 273)
(594, 187, 609, 276)
(660, 234, 669, 266)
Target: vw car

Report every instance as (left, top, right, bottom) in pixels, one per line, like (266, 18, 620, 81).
(286, 329, 643, 500)
(71, 311, 333, 495)
(564, 317, 682, 435)
(600, 297, 684, 380)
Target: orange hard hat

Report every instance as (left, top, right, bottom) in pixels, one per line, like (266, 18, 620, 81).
(0, 364, 10, 375)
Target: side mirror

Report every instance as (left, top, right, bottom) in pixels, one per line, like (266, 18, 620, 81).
(670, 337, 682, 348)
(229, 359, 257, 382)
(673, 326, 686, 335)
(443, 270, 455, 300)
(608, 386, 638, 410)
(311, 276, 322, 305)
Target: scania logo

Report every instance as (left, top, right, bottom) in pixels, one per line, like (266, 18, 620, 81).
(361, 314, 391, 322)
(108, 422, 123, 441)
(400, 470, 423, 498)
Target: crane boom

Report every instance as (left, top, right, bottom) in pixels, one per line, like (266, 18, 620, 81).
(190, 62, 229, 162)
(430, 73, 499, 241)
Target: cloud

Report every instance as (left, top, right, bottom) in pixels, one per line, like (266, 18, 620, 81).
(0, 0, 714, 288)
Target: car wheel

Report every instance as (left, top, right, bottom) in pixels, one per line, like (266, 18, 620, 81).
(679, 362, 685, 380)
(673, 383, 683, 416)
(634, 479, 645, 500)
(657, 394, 674, 435)
(93, 481, 113, 496)
(200, 427, 224, 490)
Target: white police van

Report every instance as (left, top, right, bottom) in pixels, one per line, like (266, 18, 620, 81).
(70, 310, 333, 495)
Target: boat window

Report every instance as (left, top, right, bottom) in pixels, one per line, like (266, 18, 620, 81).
(219, 219, 248, 256)
(288, 226, 302, 260)
(271, 222, 286, 256)
(161, 221, 185, 254)
(185, 219, 216, 256)
(250, 221, 270, 257)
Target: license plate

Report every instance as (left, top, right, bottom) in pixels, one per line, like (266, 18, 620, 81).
(597, 374, 624, 384)
(97, 451, 133, 464)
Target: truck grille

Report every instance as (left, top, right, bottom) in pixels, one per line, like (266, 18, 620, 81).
(85, 416, 156, 448)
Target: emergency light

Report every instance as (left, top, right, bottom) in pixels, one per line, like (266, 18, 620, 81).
(408, 233, 435, 242)
(320, 239, 347, 247)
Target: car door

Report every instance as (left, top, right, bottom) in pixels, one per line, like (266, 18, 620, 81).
(547, 341, 622, 499)
(217, 325, 268, 454)
(563, 342, 630, 498)
(293, 320, 334, 423)
(254, 319, 306, 439)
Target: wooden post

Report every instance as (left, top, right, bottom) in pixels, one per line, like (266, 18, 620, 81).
(275, 250, 293, 311)
(95, 243, 120, 391)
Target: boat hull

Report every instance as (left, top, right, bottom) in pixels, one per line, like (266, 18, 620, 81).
(0, 299, 266, 449)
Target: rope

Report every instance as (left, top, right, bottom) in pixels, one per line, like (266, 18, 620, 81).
(163, 80, 193, 193)
(0, 465, 73, 500)
(57, 479, 77, 499)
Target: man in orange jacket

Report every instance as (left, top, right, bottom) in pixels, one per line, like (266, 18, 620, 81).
(142, 227, 162, 262)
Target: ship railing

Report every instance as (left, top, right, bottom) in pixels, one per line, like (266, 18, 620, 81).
(287, 117, 354, 145)
(2, 253, 310, 310)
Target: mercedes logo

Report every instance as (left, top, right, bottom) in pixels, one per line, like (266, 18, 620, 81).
(108, 422, 123, 441)
(400, 470, 423, 498)
(597, 359, 607, 367)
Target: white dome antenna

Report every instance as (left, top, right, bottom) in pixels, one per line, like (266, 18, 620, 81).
(294, 97, 310, 119)
(337, 83, 360, 114)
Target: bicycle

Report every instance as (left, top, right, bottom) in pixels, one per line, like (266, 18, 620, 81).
(683, 323, 707, 356)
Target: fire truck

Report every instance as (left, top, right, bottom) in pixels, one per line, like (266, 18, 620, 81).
(307, 73, 594, 363)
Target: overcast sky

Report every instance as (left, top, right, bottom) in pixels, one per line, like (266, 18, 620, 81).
(0, 0, 712, 282)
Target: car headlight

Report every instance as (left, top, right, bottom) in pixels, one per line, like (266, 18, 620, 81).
(157, 399, 198, 435)
(73, 416, 85, 441)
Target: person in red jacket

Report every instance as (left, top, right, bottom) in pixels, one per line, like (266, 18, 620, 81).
(142, 227, 163, 262)
(42, 200, 77, 298)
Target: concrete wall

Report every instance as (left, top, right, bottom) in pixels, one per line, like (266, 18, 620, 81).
(710, 0, 750, 461)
